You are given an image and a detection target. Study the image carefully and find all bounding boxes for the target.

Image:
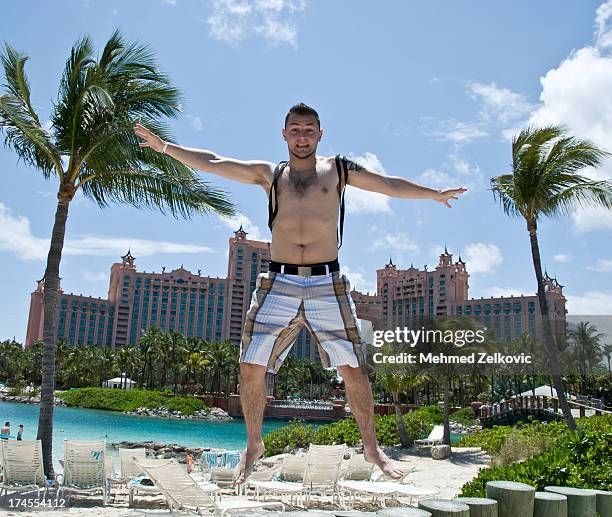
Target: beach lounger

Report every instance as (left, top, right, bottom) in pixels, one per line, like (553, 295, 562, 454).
(0, 439, 47, 500)
(340, 453, 375, 481)
(248, 453, 307, 505)
(414, 425, 444, 447)
(125, 455, 165, 507)
(339, 479, 438, 508)
(302, 443, 346, 504)
(135, 458, 285, 515)
(120, 447, 147, 481)
(250, 444, 347, 506)
(57, 440, 108, 506)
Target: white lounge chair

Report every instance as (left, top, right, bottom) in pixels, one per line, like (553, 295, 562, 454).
(126, 455, 165, 507)
(339, 479, 438, 508)
(340, 453, 374, 481)
(302, 443, 346, 504)
(57, 440, 108, 506)
(278, 454, 306, 482)
(250, 444, 346, 506)
(0, 439, 47, 500)
(120, 448, 147, 481)
(414, 425, 444, 447)
(248, 454, 307, 505)
(135, 458, 285, 515)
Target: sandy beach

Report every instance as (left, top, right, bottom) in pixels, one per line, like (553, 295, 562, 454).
(0, 446, 490, 516)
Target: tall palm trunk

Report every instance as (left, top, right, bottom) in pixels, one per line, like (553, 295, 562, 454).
(528, 222, 577, 431)
(442, 374, 451, 446)
(38, 199, 70, 478)
(393, 395, 411, 448)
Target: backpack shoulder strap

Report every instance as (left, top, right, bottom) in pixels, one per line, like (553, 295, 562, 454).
(267, 161, 288, 231)
(335, 154, 349, 249)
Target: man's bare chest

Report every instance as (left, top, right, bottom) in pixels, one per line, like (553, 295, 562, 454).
(276, 164, 340, 202)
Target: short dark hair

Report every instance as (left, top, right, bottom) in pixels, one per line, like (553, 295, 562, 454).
(284, 103, 320, 128)
(4, 422, 9, 426)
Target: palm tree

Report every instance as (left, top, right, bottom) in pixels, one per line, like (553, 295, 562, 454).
(490, 125, 612, 432)
(0, 32, 234, 476)
(377, 370, 429, 447)
(569, 321, 605, 377)
(603, 344, 612, 374)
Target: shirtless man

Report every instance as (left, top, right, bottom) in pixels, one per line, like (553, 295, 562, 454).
(135, 103, 466, 483)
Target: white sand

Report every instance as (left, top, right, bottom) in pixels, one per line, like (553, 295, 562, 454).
(0, 447, 490, 516)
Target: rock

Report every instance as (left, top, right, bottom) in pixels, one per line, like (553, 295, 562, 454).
(431, 445, 451, 460)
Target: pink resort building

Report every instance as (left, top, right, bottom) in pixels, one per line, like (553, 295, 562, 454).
(26, 234, 567, 355)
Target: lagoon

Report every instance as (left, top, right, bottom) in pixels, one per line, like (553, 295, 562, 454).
(0, 401, 287, 470)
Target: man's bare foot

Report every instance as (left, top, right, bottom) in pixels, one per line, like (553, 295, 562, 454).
(364, 446, 406, 480)
(233, 441, 265, 485)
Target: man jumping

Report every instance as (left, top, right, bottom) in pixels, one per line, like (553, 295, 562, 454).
(135, 103, 467, 483)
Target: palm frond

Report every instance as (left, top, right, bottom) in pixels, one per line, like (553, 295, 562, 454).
(79, 166, 234, 218)
(544, 179, 612, 217)
(0, 45, 62, 176)
(498, 125, 612, 222)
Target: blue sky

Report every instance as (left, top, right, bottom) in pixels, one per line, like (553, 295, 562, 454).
(2, 0, 612, 343)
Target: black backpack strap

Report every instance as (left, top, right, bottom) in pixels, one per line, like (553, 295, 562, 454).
(335, 154, 349, 249)
(268, 161, 288, 231)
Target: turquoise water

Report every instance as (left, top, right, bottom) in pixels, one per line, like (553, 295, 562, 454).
(0, 401, 287, 470)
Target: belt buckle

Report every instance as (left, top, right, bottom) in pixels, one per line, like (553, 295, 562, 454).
(297, 266, 312, 277)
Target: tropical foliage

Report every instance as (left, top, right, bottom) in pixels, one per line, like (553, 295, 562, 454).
(490, 125, 612, 431)
(57, 387, 207, 415)
(0, 30, 234, 475)
(460, 416, 612, 496)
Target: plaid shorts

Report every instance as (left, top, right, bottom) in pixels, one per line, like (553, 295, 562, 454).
(240, 271, 367, 373)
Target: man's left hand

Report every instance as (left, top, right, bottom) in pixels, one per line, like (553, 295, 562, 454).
(434, 187, 468, 208)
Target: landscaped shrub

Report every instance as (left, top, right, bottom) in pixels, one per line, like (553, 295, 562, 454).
(56, 387, 207, 415)
(460, 429, 612, 497)
(491, 428, 554, 466)
(449, 407, 479, 426)
(262, 405, 443, 455)
(263, 423, 317, 457)
(456, 415, 611, 456)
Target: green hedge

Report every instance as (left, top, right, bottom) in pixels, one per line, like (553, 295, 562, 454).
(262, 405, 443, 457)
(460, 428, 612, 496)
(456, 415, 611, 455)
(56, 387, 207, 415)
(449, 407, 479, 426)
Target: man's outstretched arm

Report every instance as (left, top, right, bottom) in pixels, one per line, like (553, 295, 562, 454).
(344, 156, 467, 208)
(135, 123, 274, 189)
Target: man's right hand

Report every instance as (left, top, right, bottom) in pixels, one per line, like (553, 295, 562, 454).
(135, 123, 165, 153)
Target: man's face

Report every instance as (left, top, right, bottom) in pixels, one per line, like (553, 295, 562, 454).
(282, 114, 323, 160)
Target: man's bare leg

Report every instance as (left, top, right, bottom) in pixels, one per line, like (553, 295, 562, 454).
(338, 365, 405, 479)
(234, 362, 267, 484)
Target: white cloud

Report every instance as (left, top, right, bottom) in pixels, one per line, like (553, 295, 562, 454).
(344, 152, 392, 214)
(467, 81, 535, 125)
(553, 253, 571, 263)
(418, 146, 481, 191)
(463, 243, 503, 274)
(571, 205, 612, 233)
(369, 226, 419, 254)
(341, 265, 377, 295)
(421, 118, 488, 143)
(588, 258, 612, 272)
(0, 203, 48, 260)
(207, 0, 304, 48)
(219, 212, 266, 241)
(565, 290, 612, 314)
(0, 202, 212, 261)
(161, 0, 176, 5)
(82, 271, 107, 283)
(187, 114, 204, 131)
(595, 0, 612, 49)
